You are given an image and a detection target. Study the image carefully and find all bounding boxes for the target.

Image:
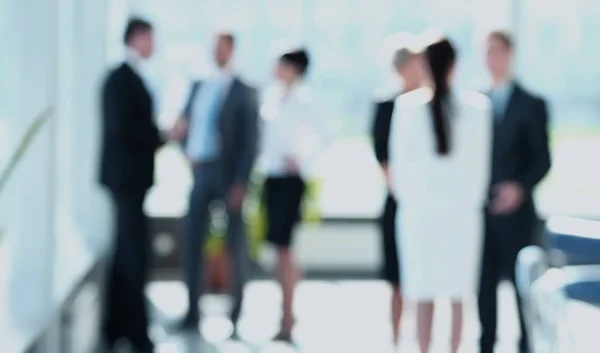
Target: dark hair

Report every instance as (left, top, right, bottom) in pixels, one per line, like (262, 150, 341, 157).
(424, 38, 456, 155)
(488, 31, 513, 51)
(124, 18, 153, 45)
(279, 49, 310, 76)
(217, 31, 235, 47)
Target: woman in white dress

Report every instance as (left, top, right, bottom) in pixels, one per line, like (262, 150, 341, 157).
(259, 48, 329, 341)
(389, 38, 492, 353)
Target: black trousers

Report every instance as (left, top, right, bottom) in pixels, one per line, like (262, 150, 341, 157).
(478, 213, 532, 353)
(103, 189, 152, 351)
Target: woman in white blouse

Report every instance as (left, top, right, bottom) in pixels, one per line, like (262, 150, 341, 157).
(389, 38, 492, 353)
(259, 48, 328, 341)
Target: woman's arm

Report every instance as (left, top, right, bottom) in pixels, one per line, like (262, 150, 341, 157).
(387, 98, 406, 197)
(466, 96, 493, 206)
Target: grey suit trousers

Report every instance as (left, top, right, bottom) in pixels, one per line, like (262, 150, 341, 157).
(181, 159, 249, 323)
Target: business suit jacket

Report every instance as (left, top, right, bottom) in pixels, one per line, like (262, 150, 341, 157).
(372, 98, 396, 165)
(99, 63, 162, 193)
(182, 78, 259, 188)
(371, 97, 402, 284)
(488, 82, 551, 248)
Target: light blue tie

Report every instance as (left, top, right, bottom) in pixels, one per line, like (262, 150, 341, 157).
(202, 83, 222, 159)
(187, 81, 223, 162)
(491, 89, 506, 122)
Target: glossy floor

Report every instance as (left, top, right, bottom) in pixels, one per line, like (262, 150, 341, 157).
(147, 280, 523, 353)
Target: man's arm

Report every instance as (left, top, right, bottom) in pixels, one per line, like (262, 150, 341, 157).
(233, 86, 259, 185)
(170, 81, 201, 147)
(103, 74, 160, 151)
(517, 98, 551, 192)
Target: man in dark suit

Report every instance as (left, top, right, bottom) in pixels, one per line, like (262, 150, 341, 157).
(478, 31, 551, 353)
(170, 31, 259, 333)
(99, 18, 163, 353)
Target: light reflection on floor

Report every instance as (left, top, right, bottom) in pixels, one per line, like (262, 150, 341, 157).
(147, 280, 522, 353)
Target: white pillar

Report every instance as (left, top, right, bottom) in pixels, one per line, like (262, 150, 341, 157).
(7, 0, 57, 327)
(69, 0, 112, 256)
(53, 0, 112, 287)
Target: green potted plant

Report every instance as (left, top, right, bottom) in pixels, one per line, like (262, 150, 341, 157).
(0, 107, 53, 243)
(204, 171, 322, 291)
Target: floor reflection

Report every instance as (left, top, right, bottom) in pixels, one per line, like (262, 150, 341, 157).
(148, 280, 522, 353)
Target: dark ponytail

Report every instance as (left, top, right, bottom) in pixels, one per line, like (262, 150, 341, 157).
(424, 38, 456, 155)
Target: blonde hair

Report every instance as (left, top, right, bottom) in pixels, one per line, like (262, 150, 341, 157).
(392, 47, 415, 69)
(381, 32, 420, 69)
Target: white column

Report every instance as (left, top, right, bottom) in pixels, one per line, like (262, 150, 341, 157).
(7, 0, 57, 326)
(69, 0, 112, 256)
(54, 0, 113, 296)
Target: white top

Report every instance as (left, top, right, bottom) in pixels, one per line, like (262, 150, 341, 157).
(125, 48, 151, 89)
(258, 82, 329, 178)
(125, 48, 156, 118)
(389, 87, 492, 209)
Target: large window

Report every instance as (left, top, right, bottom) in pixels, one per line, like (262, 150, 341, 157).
(142, 0, 513, 219)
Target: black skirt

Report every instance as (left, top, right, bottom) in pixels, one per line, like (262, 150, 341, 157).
(380, 193, 400, 284)
(264, 175, 306, 247)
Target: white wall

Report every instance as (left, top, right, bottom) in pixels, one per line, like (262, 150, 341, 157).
(53, 0, 114, 303)
(2, 0, 58, 328)
(0, 0, 142, 347)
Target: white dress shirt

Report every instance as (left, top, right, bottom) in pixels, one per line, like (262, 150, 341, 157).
(126, 48, 143, 73)
(259, 82, 329, 178)
(489, 80, 514, 120)
(186, 68, 234, 162)
(125, 48, 151, 89)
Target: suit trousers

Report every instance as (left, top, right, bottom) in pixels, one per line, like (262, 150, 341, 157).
(478, 212, 534, 353)
(103, 189, 152, 351)
(181, 160, 250, 324)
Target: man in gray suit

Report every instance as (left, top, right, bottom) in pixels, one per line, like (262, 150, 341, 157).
(170, 31, 259, 332)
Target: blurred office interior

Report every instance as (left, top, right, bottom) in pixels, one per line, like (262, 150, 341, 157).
(0, 0, 599, 352)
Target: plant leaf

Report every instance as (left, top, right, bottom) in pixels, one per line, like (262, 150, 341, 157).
(0, 107, 54, 195)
